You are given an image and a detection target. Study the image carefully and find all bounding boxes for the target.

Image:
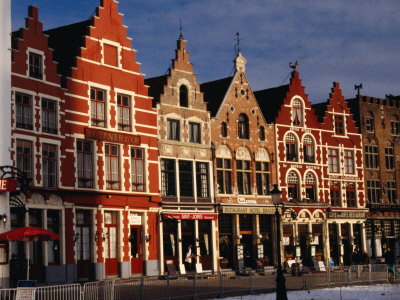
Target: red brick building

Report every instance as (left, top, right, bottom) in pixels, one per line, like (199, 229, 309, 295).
(255, 71, 366, 267)
(10, 0, 160, 283)
(201, 53, 277, 271)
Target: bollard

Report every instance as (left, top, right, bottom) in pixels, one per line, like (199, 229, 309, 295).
(218, 273, 223, 298)
(369, 264, 372, 284)
(167, 275, 171, 300)
(249, 274, 253, 294)
(328, 266, 331, 287)
(140, 277, 144, 300)
(192, 275, 198, 300)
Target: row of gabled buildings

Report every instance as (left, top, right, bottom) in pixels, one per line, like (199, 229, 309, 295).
(0, 0, 399, 287)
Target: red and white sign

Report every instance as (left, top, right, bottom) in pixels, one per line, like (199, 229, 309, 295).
(163, 213, 218, 220)
(0, 179, 17, 192)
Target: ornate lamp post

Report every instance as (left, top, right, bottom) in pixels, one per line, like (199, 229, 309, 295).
(270, 184, 288, 300)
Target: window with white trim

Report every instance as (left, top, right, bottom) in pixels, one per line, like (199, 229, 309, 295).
(346, 183, 356, 207)
(256, 162, 270, 196)
(291, 99, 303, 126)
(131, 148, 144, 191)
(161, 159, 176, 196)
(16, 93, 33, 130)
(303, 135, 315, 163)
(196, 162, 209, 198)
(287, 171, 299, 201)
(365, 113, 374, 133)
(90, 88, 106, 127)
(16, 139, 32, 179)
(105, 144, 120, 190)
(167, 119, 180, 141)
(330, 181, 341, 207)
(328, 148, 339, 173)
(305, 172, 316, 202)
(42, 144, 57, 188)
(117, 94, 131, 131)
(334, 115, 344, 135)
(344, 150, 355, 174)
(216, 158, 232, 194)
(237, 159, 251, 195)
(77, 140, 93, 188)
(365, 145, 379, 169)
(391, 118, 399, 136)
(29, 52, 43, 79)
(179, 160, 193, 197)
(42, 98, 57, 134)
(285, 134, 298, 162)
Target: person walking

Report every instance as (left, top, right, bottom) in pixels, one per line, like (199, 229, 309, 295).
(185, 244, 196, 272)
(361, 250, 370, 265)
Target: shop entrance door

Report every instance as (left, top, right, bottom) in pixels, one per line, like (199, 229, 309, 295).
(76, 210, 92, 280)
(241, 235, 254, 268)
(130, 226, 143, 274)
(104, 211, 118, 276)
(329, 223, 340, 266)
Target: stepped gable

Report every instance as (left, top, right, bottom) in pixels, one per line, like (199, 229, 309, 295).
(12, 5, 60, 85)
(146, 38, 205, 110)
(200, 76, 233, 117)
(45, 0, 141, 81)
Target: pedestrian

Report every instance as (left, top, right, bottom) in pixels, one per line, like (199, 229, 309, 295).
(384, 247, 395, 271)
(185, 244, 196, 271)
(351, 248, 360, 265)
(361, 250, 370, 265)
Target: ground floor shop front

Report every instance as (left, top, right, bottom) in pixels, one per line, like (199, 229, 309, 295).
(160, 212, 218, 274)
(6, 192, 160, 286)
(217, 206, 276, 272)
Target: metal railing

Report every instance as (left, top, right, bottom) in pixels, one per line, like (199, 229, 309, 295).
(0, 264, 396, 300)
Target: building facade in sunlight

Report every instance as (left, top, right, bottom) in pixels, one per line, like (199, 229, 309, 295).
(201, 53, 278, 271)
(145, 37, 216, 274)
(10, 0, 160, 284)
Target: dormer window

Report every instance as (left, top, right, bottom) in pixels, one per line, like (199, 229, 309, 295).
(238, 113, 249, 139)
(179, 85, 188, 107)
(291, 99, 303, 126)
(29, 52, 43, 79)
(334, 115, 345, 135)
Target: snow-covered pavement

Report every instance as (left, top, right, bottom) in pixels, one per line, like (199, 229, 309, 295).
(213, 284, 400, 300)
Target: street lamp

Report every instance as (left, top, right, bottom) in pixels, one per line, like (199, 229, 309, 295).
(270, 184, 288, 300)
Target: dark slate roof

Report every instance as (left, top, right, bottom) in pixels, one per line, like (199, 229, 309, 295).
(311, 102, 328, 123)
(200, 77, 233, 117)
(144, 75, 168, 108)
(11, 30, 23, 51)
(44, 20, 92, 78)
(254, 85, 289, 123)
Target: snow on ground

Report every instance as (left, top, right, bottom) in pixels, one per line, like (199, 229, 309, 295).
(213, 284, 400, 300)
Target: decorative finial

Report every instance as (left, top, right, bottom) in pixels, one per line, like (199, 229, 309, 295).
(179, 19, 183, 40)
(289, 61, 299, 70)
(354, 83, 363, 97)
(234, 32, 241, 55)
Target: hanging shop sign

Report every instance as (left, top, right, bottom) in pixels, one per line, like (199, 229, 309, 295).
(85, 127, 140, 146)
(221, 206, 276, 214)
(162, 213, 218, 220)
(328, 210, 367, 219)
(0, 179, 17, 192)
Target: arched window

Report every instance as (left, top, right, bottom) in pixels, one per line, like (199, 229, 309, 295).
(179, 85, 188, 107)
(303, 135, 315, 163)
(238, 113, 249, 139)
(221, 122, 227, 137)
(287, 171, 299, 202)
(285, 134, 298, 161)
(291, 99, 303, 126)
(259, 126, 265, 141)
(305, 172, 316, 202)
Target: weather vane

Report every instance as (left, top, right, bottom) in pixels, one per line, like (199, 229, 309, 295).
(289, 61, 299, 70)
(354, 83, 362, 97)
(179, 19, 183, 40)
(234, 32, 241, 55)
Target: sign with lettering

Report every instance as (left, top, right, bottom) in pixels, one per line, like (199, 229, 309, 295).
(222, 206, 276, 215)
(129, 215, 141, 225)
(85, 127, 140, 146)
(328, 210, 367, 219)
(368, 203, 400, 212)
(15, 287, 35, 300)
(0, 179, 17, 192)
(162, 213, 218, 220)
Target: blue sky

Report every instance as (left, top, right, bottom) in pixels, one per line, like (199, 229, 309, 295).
(11, 0, 400, 103)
